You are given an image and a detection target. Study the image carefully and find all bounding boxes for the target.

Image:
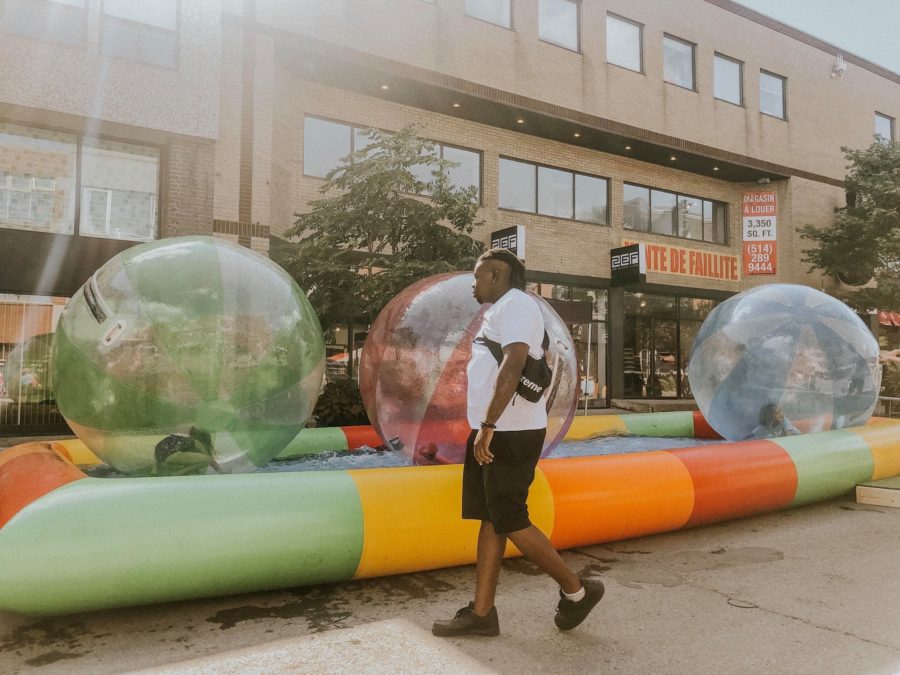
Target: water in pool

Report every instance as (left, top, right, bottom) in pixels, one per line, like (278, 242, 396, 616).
(83, 436, 725, 476)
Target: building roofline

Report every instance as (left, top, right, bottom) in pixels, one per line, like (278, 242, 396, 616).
(258, 22, 843, 187)
(705, 0, 900, 84)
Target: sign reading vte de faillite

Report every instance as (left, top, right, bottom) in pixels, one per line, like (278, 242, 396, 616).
(742, 191, 777, 275)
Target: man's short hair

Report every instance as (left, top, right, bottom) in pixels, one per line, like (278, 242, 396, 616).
(478, 248, 527, 290)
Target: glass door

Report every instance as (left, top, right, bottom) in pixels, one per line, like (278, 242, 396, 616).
(571, 321, 608, 409)
(624, 292, 678, 399)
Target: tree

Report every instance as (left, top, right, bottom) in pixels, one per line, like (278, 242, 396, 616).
(801, 140, 900, 312)
(276, 125, 485, 332)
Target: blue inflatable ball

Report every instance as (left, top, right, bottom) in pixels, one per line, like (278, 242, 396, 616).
(688, 284, 881, 441)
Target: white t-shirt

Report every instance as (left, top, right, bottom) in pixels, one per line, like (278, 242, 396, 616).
(467, 288, 548, 431)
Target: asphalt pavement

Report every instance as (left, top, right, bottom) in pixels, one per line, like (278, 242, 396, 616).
(1, 493, 898, 674)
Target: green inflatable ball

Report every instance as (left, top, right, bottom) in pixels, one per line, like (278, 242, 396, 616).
(54, 236, 325, 475)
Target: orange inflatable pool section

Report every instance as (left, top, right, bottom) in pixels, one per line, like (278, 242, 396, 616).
(0, 411, 898, 615)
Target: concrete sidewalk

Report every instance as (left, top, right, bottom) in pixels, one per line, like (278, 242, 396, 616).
(1, 494, 898, 674)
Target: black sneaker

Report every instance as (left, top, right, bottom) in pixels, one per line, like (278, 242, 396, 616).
(432, 602, 500, 637)
(554, 578, 605, 630)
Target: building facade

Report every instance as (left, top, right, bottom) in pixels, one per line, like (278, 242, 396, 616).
(0, 0, 898, 432)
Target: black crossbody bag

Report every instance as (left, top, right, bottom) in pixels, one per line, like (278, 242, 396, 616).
(473, 331, 553, 403)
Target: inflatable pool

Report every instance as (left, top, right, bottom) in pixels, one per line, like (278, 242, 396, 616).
(1, 411, 898, 615)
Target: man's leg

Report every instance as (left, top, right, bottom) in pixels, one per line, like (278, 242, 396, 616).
(507, 525, 581, 594)
(473, 520, 507, 616)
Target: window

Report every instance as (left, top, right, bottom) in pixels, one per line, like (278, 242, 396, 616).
(303, 118, 481, 199)
(760, 70, 786, 119)
(714, 54, 742, 105)
(650, 189, 676, 235)
(0, 123, 158, 241)
(623, 184, 649, 231)
(703, 200, 727, 244)
(80, 140, 160, 242)
(682, 198, 726, 243)
(539, 0, 579, 52)
(304, 118, 353, 179)
(1, 0, 86, 47)
(538, 166, 573, 218)
(575, 174, 608, 225)
(606, 14, 642, 72)
(0, 123, 77, 235)
(465, 0, 511, 28)
(663, 35, 695, 90)
(678, 197, 703, 239)
(410, 144, 482, 201)
(500, 158, 608, 224)
(101, 0, 178, 68)
(624, 183, 727, 244)
(499, 158, 536, 212)
(875, 112, 895, 143)
(442, 146, 481, 200)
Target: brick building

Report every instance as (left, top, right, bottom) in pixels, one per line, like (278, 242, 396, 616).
(0, 0, 897, 432)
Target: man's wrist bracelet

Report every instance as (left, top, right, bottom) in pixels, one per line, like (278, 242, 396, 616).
(480, 421, 496, 429)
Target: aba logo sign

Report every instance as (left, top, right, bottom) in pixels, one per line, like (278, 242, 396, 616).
(490, 225, 525, 258)
(610, 244, 646, 285)
(611, 250, 641, 270)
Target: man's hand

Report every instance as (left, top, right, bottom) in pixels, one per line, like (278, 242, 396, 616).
(474, 427, 494, 465)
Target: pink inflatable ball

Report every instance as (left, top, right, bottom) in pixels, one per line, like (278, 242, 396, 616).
(360, 272, 578, 465)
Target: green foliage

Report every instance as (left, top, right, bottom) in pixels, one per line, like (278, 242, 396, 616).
(312, 379, 369, 427)
(801, 140, 900, 311)
(275, 125, 485, 331)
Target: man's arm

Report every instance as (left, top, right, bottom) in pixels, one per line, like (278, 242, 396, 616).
(474, 342, 529, 465)
(880, 349, 900, 365)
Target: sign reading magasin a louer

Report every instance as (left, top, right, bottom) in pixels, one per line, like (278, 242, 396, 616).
(742, 190, 777, 275)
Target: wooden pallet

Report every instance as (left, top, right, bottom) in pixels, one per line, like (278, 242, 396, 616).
(856, 476, 900, 508)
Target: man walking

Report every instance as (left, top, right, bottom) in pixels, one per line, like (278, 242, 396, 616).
(432, 248, 604, 637)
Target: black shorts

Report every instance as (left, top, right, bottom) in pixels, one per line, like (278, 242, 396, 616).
(462, 427, 546, 535)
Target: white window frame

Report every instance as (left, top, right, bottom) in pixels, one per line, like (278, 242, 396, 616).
(605, 13, 642, 73)
(464, 0, 511, 29)
(875, 112, 895, 143)
(663, 34, 696, 91)
(539, 0, 580, 52)
(760, 70, 787, 120)
(713, 53, 743, 106)
(83, 188, 113, 236)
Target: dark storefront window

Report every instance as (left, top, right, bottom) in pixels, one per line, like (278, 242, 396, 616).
(529, 282, 609, 409)
(0, 294, 69, 433)
(624, 292, 718, 399)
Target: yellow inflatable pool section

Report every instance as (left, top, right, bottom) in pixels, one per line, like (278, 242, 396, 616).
(1, 411, 898, 616)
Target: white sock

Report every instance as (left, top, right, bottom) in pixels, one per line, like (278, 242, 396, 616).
(563, 585, 585, 602)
